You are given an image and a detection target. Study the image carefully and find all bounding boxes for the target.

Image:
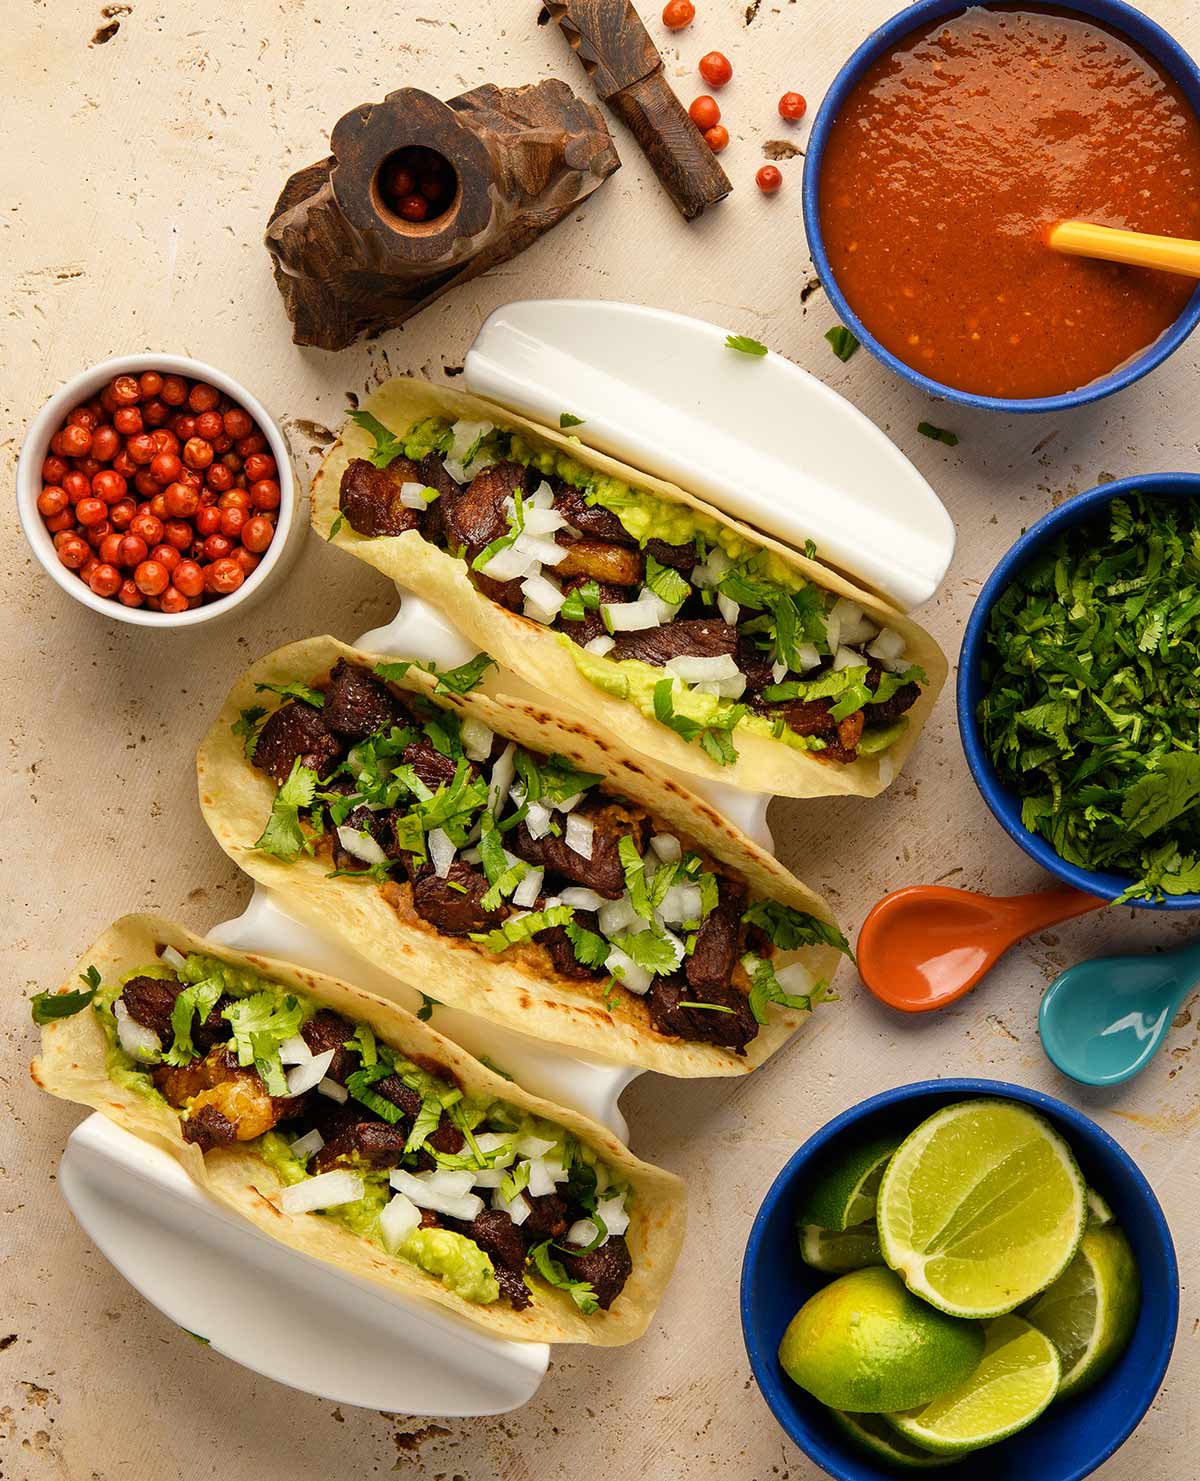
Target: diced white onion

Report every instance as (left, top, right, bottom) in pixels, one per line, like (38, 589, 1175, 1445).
(832, 597, 877, 645)
(525, 801, 553, 840)
(795, 643, 822, 673)
(649, 833, 681, 862)
(691, 547, 731, 587)
(514, 530, 568, 566)
(289, 1128, 325, 1162)
(428, 827, 456, 879)
(832, 646, 865, 671)
(598, 893, 642, 939)
(469, 1168, 508, 1188)
(564, 814, 595, 859)
(824, 612, 842, 653)
(521, 571, 566, 620)
(878, 754, 896, 786)
(480, 543, 535, 581)
(513, 867, 544, 908)
(449, 418, 494, 466)
(474, 1131, 517, 1158)
(596, 1192, 629, 1236)
(461, 715, 493, 762)
(286, 1048, 335, 1096)
(390, 1169, 484, 1221)
(521, 1156, 554, 1198)
(665, 653, 739, 683)
(488, 743, 516, 816)
(379, 1191, 422, 1252)
(659, 883, 703, 925)
(867, 625, 906, 661)
(567, 1218, 600, 1247)
(113, 1000, 162, 1061)
(521, 505, 568, 536)
(603, 597, 662, 631)
(605, 945, 651, 996)
(279, 1033, 313, 1065)
(160, 945, 187, 972)
(717, 593, 740, 626)
(337, 826, 388, 867)
(280, 1170, 363, 1215)
(529, 480, 556, 509)
(713, 673, 747, 700)
(554, 791, 582, 814)
(559, 886, 606, 912)
(400, 480, 430, 510)
(873, 653, 912, 674)
(645, 591, 683, 625)
(583, 635, 615, 656)
(516, 1135, 557, 1158)
(771, 660, 789, 684)
(774, 961, 817, 998)
(318, 1077, 348, 1103)
(492, 1188, 531, 1225)
(423, 1168, 477, 1198)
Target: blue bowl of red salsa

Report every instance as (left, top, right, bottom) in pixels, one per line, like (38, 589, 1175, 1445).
(802, 0, 1200, 411)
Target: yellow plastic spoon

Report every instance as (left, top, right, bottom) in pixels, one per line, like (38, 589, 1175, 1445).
(1048, 220, 1200, 277)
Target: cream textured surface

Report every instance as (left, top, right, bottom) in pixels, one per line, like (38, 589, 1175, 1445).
(3, 1, 1198, 1476)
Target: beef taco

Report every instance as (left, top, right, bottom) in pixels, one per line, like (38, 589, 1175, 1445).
(196, 636, 850, 1075)
(31, 915, 686, 1345)
(310, 378, 948, 798)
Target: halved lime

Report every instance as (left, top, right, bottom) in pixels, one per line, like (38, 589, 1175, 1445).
(1024, 1225, 1140, 1398)
(1086, 1187, 1114, 1229)
(877, 1099, 1086, 1318)
(798, 1135, 900, 1231)
(830, 1410, 956, 1468)
(777, 1266, 984, 1413)
(800, 1221, 883, 1273)
(887, 1314, 1061, 1454)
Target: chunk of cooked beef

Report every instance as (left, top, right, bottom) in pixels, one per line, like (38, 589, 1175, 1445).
(120, 973, 183, 1047)
(444, 461, 526, 552)
(410, 861, 506, 936)
(644, 536, 697, 573)
(559, 1234, 632, 1310)
(523, 1192, 570, 1240)
(558, 578, 626, 646)
(313, 1119, 409, 1172)
(182, 1103, 238, 1152)
(403, 737, 462, 792)
(464, 1209, 532, 1309)
(866, 670, 920, 726)
(373, 1073, 423, 1120)
(510, 800, 645, 900)
(737, 635, 777, 693)
(612, 617, 739, 668)
(427, 1115, 465, 1156)
(552, 484, 636, 544)
(685, 879, 746, 993)
(536, 919, 605, 980)
(323, 659, 403, 739)
(554, 537, 643, 587)
(334, 802, 401, 864)
(338, 456, 426, 538)
(645, 977, 759, 1054)
(254, 700, 343, 785)
(299, 1008, 358, 1084)
(472, 570, 526, 611)
(780, 697, 836, 738)
(417, 452, 459, 544)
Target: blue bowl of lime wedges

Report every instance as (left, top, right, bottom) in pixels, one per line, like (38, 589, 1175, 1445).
(741, 1080, 1177, 1480)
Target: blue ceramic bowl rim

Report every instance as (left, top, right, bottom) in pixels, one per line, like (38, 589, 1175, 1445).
(957, 471, 1200, 909)
(740, 1077, 1179, 1481)
(801, 0, 1200, 414)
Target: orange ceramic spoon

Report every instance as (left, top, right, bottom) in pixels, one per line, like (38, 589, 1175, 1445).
(856, 884, 1108, 1013)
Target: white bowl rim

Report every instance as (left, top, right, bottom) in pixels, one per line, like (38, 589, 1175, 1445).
(16, 352, 297, 629)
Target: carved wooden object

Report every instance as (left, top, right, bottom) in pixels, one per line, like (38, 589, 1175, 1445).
(265, 82, 620, 351)
(541, 0, 731, 220)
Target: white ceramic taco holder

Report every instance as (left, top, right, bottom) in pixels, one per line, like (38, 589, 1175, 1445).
(60, 301, 954, 1415)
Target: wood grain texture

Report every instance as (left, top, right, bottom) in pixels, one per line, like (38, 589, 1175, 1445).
(543, 0, 732, 219)
(265, 82, 619, 350)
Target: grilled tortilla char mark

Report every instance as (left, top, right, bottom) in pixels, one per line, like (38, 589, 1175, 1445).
(612, 617, 739, 667)
(559, 1234, 632, 1309)
(409, 861, 508, 936)
(554, 536, 644, 587)
(121, 974, 230, 1055)
(551, 484, 637, 544)
(254, 699, 343, 785)
(685, 879, 746, 993)
(509, 799, 647, 900)
(338, 456, 428, 538)
(323, 658, 403, 740)
(645, 977, 759, 1054)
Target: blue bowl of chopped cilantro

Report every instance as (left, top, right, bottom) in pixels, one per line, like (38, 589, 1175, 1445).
(958, 474, 1200, 908)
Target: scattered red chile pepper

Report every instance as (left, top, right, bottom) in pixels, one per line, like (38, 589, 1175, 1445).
(688, 95, 721, 130)
(36, 369, 278, 612)
(698, 51, 732, 87)
(756, 164, 783, 194)
(704, 124, 729, 153)
(778, 91, 807, 121)
(662, 0, 695, 27)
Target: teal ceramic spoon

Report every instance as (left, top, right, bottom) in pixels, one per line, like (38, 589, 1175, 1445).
(1039, 938, 1200, 1086)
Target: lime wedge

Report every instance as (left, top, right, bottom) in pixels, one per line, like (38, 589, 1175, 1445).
(800, 1222, 883, 1273)
(877, 1099, 1086, 1318)
(1024, 1225, 1140, 1398)
(830, 1410, 956, 1468)
(798, 1135, 900, 1230)
(1086, 1187, 1114, 1229)
(887, 1314, 1061, 1454)
(778, 1267, 984, 1413)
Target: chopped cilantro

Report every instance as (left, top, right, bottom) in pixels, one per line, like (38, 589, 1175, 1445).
(917, 421, 959, 447)
(30, 965, 101, 1025)
(375, 654, 496, 696)
(328, 511, 346, 540)
(163, 978, 223, 1066)
(499, 1159, 532, 1204)
(565, 921, 610, 969)
(825, 325, 859, 361)
(254, 680, 324, 708)
(645, 553, 690, 608)
(740, 899, 853, 959)
(677, 1000, 735, 1013)
(346, 1023, 377, 1065)
(232, 704, 267, 759)
(742, 953, 819, 1025)
(725, 334, 769, 357)
(471, 905, 575, 952)
(560, 580, 601, 623)
(416, 994, 438, 1022)
(528, 1240, 598, 1314)
(349, 409, 403, 468)
(254, 757, 319, 861)
(559, 412, 585, 428)
(652, 680, 746, 766)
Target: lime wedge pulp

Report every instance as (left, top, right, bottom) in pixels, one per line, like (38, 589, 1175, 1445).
(800, 1222, 883, 1273)
(876, 1099, 1086, 1318)
(887, 1314, 1062, 1454)
(830, 1410, 956, 1468)
(1024, 1224, 1140, 1398)
(797, 1135, 901, 1231)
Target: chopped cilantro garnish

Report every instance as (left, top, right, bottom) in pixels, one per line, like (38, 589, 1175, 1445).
(742, 953, 822, 1025)
(328, 511, 346, 540)
(565, 920, 610, 969)
(529, 1240, 598, 1314)
(652, 680, 746, 766)
(232, 704, 267, 759)
(645, 553, 690, 608)
(254, 680, 325, 708)
(254, 757, 320, 861)
(416, 994, 438, 1022)
(30, 965, 101, 1025)
(917, 421, 959, 447)
(222, 991, 304, 1092)
(677, 1000, 735, 1012)
(559, 412, 585, 428)
(346, 1023, 377, 1065)
(163, 978, 223, 1066)
(470, 905, 575, 952)
(499, 1159, 532, 1204)
(560, 580, 601, 623)
(740, 899, 853, 959)
(375, 654, 496, 696)
(611, 929, 679, 976)
(349, 409, 403, 468)
(725, 333, 769, 357)
(825, 325, 859, 362)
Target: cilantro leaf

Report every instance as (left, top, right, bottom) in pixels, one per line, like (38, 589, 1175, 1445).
(652, 680, 744, 766)
(742, 952, 822, 1025)
(560, 580, 601, 623)
(416, 994, 438, 1022)
(328, 511, 346, 540)
(725, 334, 769, 357)
(565, 921, 610, 969)
(645, 553, 690, 608)
(611, 929, 680, 976)
(741, 899, 853, 959)
(528, 1240, 598, 1314)
(825, 325, 859, 361)
(232, 704, 267, 759)
(30, 965, 101, 1025)
(917, 421, 959, 447)
(163, 978, 223, 1066)
(349, 409, 403, 469)
(254, 757, 319, 861)
(499, 1159, 532, 1204)
(254, 680, 325, 708)
(376, 654, 496, 697)
(1121, 753, 1200, 838)
(471, 905, 575, 952)
(559, 412, 585, 428)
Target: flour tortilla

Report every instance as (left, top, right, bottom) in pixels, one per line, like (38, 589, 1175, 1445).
(31, 914, 686, 1346)
(309, 377, 948, 798)
(196, 635, 846, 1076)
